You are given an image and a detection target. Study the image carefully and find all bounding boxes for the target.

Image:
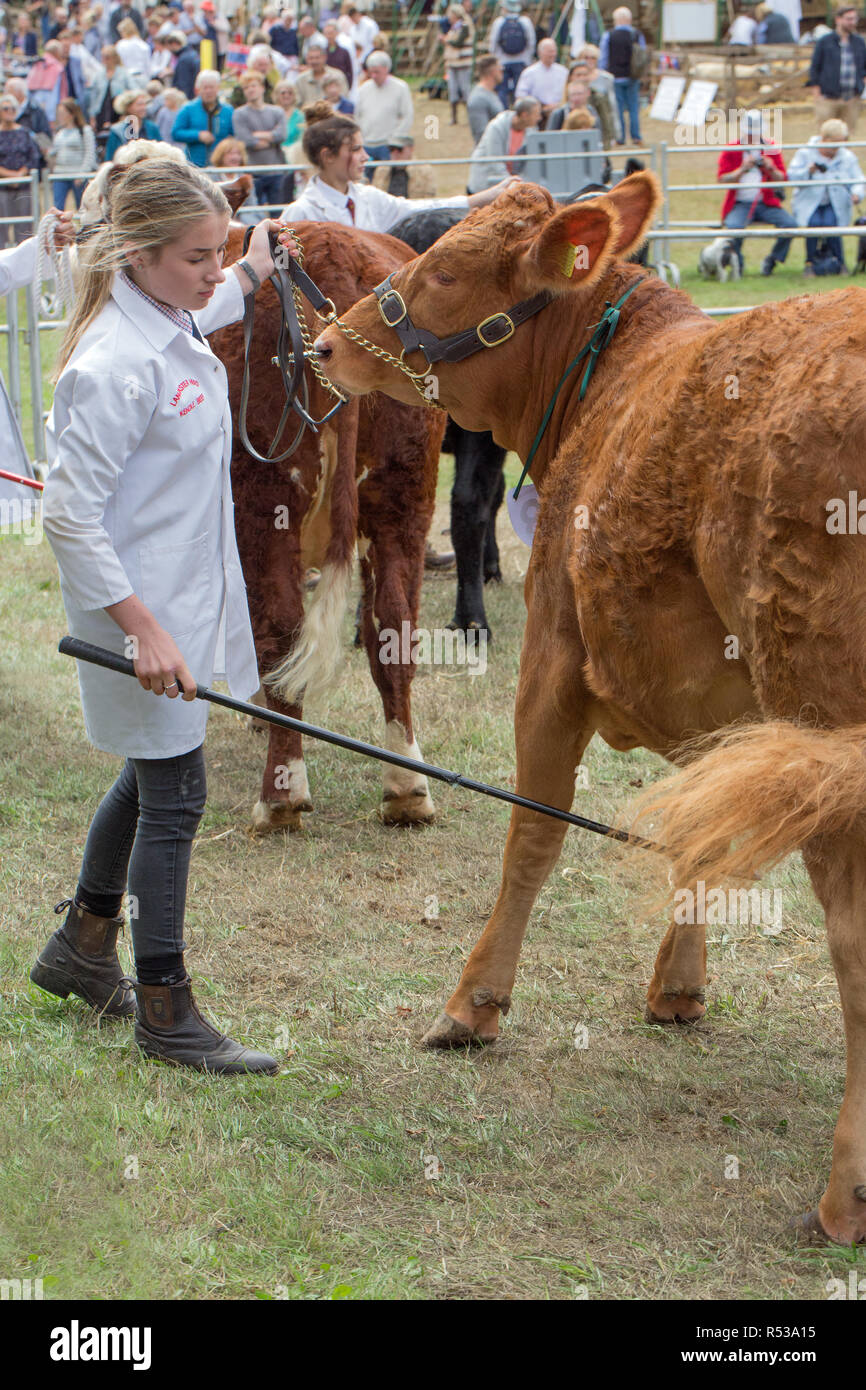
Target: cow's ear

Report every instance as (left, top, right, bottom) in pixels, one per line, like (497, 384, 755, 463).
(520, 200, 619, 292)
(602, 169, 662, 258)
(222, 173, 253, 215)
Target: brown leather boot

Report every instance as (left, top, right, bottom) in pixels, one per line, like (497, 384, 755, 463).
(133, 977, 279, 1075)
(30, 898, 135, 1018)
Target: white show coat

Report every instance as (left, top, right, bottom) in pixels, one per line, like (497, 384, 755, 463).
(280, 175, 468, 234)
(0, 236, 39, 500)
(42, 270, 260, 759)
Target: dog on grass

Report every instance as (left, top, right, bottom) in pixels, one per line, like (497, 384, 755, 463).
(698, 237, 742, 283)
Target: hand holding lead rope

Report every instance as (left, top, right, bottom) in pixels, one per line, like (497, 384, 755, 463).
(34, 209, 76, 320)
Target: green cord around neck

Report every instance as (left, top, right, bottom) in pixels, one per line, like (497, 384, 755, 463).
(512, 278, 645, 500)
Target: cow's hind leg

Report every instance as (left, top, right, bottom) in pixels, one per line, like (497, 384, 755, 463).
(645, 920, 707, 1024)
(358, 547, 435, 826)
(423, 618, 593, 1045)
(447, 429, 506, 639)
(483, 465, 506, 584)
(798, 831, 866, 1244)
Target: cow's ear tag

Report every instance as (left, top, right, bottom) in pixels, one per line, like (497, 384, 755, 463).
(561, 243, 578, 278)
(507, 482, 539, 546)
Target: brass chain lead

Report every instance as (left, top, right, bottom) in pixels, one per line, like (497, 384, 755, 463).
(282, 227, 348, 403)
(283, 227, 444, 411)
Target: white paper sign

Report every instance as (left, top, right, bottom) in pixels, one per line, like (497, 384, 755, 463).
(650, 74, 687, 122)
(676, 79, 718, 126)
(662, 0, 718, 42)
(507, 482, 539, 547)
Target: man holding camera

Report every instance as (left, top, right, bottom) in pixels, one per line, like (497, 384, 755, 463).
(717, 108, 797, 275)
(789, 117, 865, 274)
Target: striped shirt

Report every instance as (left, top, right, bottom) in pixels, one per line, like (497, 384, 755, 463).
(840, 35, 857, 98)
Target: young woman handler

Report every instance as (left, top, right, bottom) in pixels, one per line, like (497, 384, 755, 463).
(33, 157, 296, 1076)
(280, 100, 518, 230)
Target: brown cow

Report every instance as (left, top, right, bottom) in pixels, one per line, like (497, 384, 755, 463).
(312, 171, 866, 1244)
(208, 221, 444, 830)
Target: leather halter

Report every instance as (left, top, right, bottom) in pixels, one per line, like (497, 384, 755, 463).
(371, 272, 552, 369)
(237, 227, 346, 464)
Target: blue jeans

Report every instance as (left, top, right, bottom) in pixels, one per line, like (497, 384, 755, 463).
(806, 200, 844, 268)
(723, 199, 797, 269)
(496, 62, 527, 108)
(52, 178, 85, 210)
(253, 171, 284, 213)
(76, 745, 207, 964)
(614, 77, 641, 141)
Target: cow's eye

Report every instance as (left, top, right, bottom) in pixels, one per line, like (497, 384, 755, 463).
(433, 270, 455, 286)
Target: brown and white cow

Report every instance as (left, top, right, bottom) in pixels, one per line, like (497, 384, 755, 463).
(313, 170, 866, 1244)
(209, 221, 444, 830)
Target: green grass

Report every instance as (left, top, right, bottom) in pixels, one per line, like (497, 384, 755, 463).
(2, 462, 864, 1300)
(2, 115, 864, 1297)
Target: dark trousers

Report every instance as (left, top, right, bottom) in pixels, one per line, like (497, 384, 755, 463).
(496, 61, 526, 108)
(253, 171, 285, 213)
(723, 199, 797, 270)
(614, 77, 641, 141)
(76, 745, 207, 966)
(52, 178, 85, 210)
(806, 200, 844, 268)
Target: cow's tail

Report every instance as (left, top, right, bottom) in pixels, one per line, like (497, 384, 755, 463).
(627, 720, 866, 891)
(265, 411, 359, 707)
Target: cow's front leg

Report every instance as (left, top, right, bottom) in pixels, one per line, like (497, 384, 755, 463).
(645, 920, 707, 1023)
(423, 624, 593, 1045)
(251, 688, 313, 833)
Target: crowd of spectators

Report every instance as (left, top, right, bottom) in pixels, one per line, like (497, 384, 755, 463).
(0, 0, 405, 230)
(3, 0, 864, 277)
(0, 0, 646, 225)
(716, 5, 866, 276)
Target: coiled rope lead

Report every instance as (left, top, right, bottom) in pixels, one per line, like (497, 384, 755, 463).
(33, 211, 75, 320)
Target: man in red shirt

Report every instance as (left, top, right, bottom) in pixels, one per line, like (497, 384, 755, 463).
(717, 109, 797, 274)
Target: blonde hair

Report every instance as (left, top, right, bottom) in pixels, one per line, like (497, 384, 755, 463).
(563, 108, 595, 130)
(211, 135, 247, 166)
(819, 117, 849, 142)
(57, 158, 230, 374)
(114, 87, 149, 116)
(160, 86, 187, 109)
(117, 16, 138, 37)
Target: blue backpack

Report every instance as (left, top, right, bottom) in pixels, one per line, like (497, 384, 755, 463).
(499, 16, 526, 55)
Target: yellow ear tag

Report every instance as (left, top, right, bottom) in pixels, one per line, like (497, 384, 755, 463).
(561, 243, 578, 278)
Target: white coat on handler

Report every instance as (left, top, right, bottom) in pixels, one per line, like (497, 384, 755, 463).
(42, 270, 260, 759)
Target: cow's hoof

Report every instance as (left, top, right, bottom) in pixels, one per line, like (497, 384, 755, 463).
(484, 566, 502, 585)
(445, 618, 491, 644)
(420, 1011, 497, 1048)
(644, 988, 706, 1025)
(250, 799, 311, 834)
(381, 789, 436, 825)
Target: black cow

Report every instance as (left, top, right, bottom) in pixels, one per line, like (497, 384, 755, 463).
(389, 208, 508, 639)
